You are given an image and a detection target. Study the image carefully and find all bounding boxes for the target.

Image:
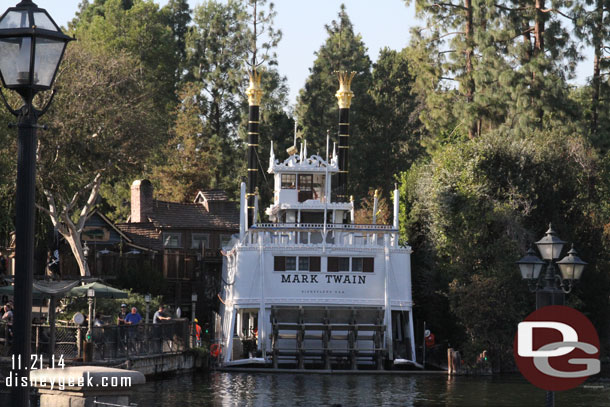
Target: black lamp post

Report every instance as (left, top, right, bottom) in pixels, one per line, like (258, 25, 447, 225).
(516, 223, 587, 407)
(0, 1, 72, 405)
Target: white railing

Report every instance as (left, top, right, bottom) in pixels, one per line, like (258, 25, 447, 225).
(252, 223, 396, 231)
(243, 224, 400, 248)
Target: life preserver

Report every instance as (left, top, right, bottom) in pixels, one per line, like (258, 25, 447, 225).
(210, 343, 221, 357)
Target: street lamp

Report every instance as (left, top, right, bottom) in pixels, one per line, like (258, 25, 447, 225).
(86, 288, 95, 342)
(517, 224, 586, 298)
(516, 224, 587, 407)
(84, 288, 95, 363)
(0, 1, 72, 405)
(144, 293, 151, 324)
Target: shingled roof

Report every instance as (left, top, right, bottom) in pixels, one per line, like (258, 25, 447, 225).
(115, 222, 163, 251)
(146, 199, 239, 230)
(122, 181, 239, 249)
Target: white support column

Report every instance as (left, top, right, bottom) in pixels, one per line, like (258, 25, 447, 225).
(409, 309, 416, 363)
(258, 238, 266, 357)
(393, 184, 399, 230)
(240, 182, 247, 238)
(393, 185, 399, 247)
(372, 189, 379, 225)
(384, 234, 393, 360)
(224, 307, 236, 364)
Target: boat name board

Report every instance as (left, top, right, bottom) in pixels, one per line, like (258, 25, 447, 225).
(280, 274, 367, 285)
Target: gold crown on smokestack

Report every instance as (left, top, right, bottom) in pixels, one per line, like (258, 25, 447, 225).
(246, 69, 263, 106)
(335, 71, 356, 109)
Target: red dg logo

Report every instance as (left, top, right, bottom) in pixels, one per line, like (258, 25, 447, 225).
(513, 305, 600, 391)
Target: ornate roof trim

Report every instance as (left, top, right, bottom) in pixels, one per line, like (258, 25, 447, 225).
(269, 154, 339, 174)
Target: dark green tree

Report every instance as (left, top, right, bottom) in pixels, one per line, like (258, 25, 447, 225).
(364, 48, 424, 197)
(153, 0, 289, 205)
(400, 128, 610, 368)
(404, 0, 580, 143)
(296, 5, 374, 200)
(161, 0, 192, 81)
(73, 0, 179, 121)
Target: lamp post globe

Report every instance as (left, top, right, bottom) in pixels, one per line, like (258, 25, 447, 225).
(0, 1, 72, 405)
(516, 247, 545, 280)
(557, 245, 587, 282)
(0, 0, 72, 102)
(534, 223, 566, 261)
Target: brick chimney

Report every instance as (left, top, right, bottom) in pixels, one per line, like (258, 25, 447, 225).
(130, 180, 153, 223)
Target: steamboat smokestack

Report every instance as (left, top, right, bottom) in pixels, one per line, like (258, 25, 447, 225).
(246, 70, 263, 226)
(335, 71, 355, 203)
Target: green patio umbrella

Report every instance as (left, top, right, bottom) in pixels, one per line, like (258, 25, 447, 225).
(0, 280, 79, 299)
(69, 282, 128, 299)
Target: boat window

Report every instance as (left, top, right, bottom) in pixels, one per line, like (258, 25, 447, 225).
(327, 257, 338, 272)
(298, 174, 313, 202)
(309, 257, 321, 272)
(363, 258, 374, 272)
(298, 174, 313, 191)
(285, 256, 297, 271)
(281, 174, 296, 189)
(327, 257, 373, 272)
(301, 212, 324, 224)
(274, 256, 286, 271)
(275, 256, 321, 272)
(313, 174, 325, 201)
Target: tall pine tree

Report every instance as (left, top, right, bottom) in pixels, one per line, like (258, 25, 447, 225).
(296, 5, 374, 200)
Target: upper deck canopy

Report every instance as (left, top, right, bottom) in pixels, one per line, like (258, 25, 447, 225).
(268, 141, 339, 174)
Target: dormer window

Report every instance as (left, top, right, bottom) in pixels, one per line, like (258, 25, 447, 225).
(281, 174, 296, 189)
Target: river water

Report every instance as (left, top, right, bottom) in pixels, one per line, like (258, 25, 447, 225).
(130, 372, 610, 406)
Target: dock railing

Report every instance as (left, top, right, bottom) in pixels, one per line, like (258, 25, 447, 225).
(0, 319, 189, 360)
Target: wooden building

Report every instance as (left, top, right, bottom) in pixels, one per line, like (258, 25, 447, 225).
(115, 180, 239, 327)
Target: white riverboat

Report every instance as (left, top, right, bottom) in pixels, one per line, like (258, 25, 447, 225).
(217, 71, 417, 370)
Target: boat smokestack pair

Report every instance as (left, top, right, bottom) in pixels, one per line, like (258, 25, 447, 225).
(335, 71, 355, 203)
(246, 70, 263, 226)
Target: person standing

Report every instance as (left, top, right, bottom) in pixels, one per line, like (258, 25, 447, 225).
(117, 304, 128, 352)
(1, 303, 13, 341)
(153, 305, 171, 324)
(117, 304, 128, 325)
(125, 307, 142, 354)
(125, 307, 142, 326)
(194, 318, 202, 347)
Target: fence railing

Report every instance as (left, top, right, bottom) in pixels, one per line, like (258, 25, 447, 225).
(243, 228, 400, 248)
(0, 319, 190, 361)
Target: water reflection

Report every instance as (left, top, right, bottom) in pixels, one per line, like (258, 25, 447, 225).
(130, 372, 609, 407)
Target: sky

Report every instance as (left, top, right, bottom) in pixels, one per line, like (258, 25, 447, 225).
(35, 0, 590, 106)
